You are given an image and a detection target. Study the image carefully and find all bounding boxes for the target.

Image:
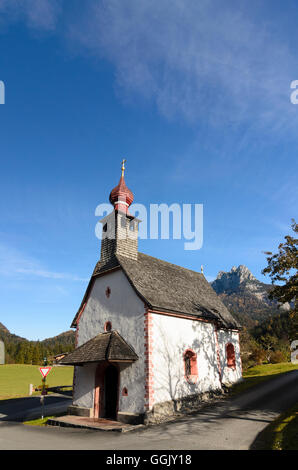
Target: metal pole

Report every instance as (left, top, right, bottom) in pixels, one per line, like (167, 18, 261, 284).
(40, 395, 44, 420)
(41, 376, 46, 420)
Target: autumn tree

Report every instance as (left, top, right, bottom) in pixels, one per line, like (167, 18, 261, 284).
(262, 219, 298, 341)
(259, 334, 278, 362)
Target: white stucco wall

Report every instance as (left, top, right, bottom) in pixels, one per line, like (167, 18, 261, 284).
(73, 363, 97, 409)
(73, 268, 146, 414)
(151, 313, 222, 406)
(217, 329, 242, 384)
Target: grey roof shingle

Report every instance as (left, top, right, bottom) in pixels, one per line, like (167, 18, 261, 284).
(118, 253, 240, 329)
(58, 331, 139, 365)
(72, 252, 241, 330)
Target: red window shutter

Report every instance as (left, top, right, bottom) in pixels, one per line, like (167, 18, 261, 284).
(227, 343, 236, 368)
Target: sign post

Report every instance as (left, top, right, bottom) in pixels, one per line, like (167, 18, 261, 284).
(39, 363, 52, 420)
(40, 395, 45, 419)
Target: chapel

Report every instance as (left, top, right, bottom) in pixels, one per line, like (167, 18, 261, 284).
(59, 162, 242, 424)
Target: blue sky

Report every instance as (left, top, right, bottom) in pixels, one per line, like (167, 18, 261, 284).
(0, 0, 297, 340)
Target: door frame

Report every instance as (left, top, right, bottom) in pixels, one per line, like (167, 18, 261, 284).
(94, 361, 120, 419)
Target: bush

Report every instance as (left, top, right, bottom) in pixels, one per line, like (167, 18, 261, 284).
(270, 350, 287, 364)
(251, 346, 266, 365)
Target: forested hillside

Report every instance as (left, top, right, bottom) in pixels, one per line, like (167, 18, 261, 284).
(239, 310, 297, 369)
(0, 324, 75, 364)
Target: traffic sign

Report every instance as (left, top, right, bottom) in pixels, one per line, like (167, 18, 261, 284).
(39, 366, 52, 378)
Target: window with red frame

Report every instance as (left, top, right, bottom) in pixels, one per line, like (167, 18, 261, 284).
(226, 343, 236, 368)
(183, 349, 198, 379)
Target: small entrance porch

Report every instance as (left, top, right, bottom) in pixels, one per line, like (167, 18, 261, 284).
(47, 415, 143, 432)
(57, 330, 139, 424)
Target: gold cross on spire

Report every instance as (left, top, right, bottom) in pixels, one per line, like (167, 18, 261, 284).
(121, 159, 126, 177)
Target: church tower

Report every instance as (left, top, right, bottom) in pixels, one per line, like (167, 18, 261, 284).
(100, 160, 140, 262)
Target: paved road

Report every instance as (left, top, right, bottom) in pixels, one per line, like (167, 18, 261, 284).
(0, 370, 297, 450)
(0, 393, 72, 422)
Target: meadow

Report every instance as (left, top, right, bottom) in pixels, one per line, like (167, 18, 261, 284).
(230, 362, 298, 395)
(0, 364, 74, 398)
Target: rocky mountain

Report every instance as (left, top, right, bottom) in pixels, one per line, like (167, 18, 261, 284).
(211, 265, 290, 328)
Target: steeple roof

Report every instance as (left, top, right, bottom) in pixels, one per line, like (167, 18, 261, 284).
(109, 160, 134, 214)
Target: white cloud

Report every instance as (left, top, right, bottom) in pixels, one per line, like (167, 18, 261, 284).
(16, 268, 88, 282)
(0, 0, 61, 31)
(1, 0, 298, 132)
(0, 243, 88, 282)
(67, 0, 298, 130)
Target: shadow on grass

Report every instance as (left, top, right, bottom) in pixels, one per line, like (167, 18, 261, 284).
(228, 369, 297, 397)
(282, 412, 298, 450)
(250, 402, 298, 450)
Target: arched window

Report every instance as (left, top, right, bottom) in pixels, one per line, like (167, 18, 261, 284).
(104, 321, 112, 332)
(226, 343, 236, 369)
(183, 349, 198, 382)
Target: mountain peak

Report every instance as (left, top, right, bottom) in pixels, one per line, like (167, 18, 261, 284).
(213, 265, 258, 294)
(216, 265, 256, 284)
(210, 265, 290, 327)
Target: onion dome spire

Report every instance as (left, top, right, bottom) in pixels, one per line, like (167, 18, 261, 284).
(109, 159, 134, 214)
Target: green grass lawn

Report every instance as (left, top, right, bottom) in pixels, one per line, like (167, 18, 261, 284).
(23, 416, 54, 426)
(252, 401, 298, 450)
(236, 363, 298, 450)
(0, 364, 74, 399)
(229, 362, 298, 396)
(23, 413, 65, 427)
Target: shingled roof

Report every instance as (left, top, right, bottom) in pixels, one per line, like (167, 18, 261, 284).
(58, 331, 139, 365)
(72, 252, 241, 330)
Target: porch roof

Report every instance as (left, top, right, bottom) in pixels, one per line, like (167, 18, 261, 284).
(57, 331, 139, 366)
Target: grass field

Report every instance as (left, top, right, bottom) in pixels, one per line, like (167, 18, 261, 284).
(252, 401, 298, 450)
(0, 364, 74, 399)
(230, 362, 298, 395)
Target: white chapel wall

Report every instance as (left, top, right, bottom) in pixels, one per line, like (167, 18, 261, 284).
(151, 313, 222, 406)
(73, 363, 97, 409)
(73, 269, 146, 414)
(217, 329, 242, 384)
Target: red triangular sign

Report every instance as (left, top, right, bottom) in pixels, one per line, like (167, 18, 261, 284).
(39, 367, 52, 378)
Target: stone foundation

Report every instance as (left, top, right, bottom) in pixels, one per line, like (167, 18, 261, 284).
(68, 405, 93, 418)
(117, 411, 145, 425)
(144, 390, 225, 424)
